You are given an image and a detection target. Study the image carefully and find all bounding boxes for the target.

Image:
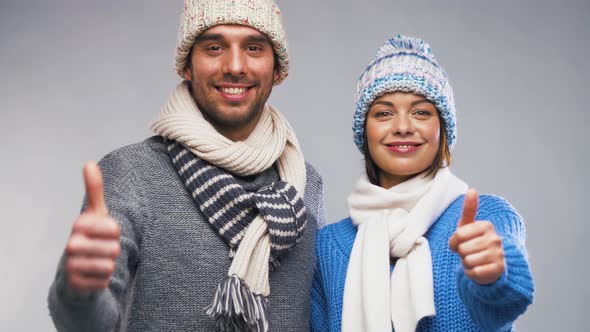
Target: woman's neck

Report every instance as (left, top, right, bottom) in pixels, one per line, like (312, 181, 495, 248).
(378, 171, 434, 189)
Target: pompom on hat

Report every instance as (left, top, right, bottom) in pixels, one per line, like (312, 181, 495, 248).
(175, 0, 289, 85)
(353, 34, 457, 151)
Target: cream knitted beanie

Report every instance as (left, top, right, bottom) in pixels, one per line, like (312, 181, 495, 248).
(175, 0, 289, 85)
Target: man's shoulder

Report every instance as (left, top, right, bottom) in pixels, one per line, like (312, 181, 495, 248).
(105, 135, 166, 157)
(304, 161, 323, 184)
(302, 161, 324, 205)
(98, 136, 169, 174)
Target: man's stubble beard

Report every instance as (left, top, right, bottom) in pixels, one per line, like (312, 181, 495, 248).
(188, 79, 270, 133)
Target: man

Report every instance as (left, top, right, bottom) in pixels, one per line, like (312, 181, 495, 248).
(47, 1, 325, 331)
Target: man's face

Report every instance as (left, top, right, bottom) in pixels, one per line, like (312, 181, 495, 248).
(183, 24, 279, 141)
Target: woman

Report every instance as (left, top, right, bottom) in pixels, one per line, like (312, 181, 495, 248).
(311, 35, 534, 332)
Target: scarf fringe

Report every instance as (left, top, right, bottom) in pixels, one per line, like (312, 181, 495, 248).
(269, 257, 280, 271)
(205, 275, 270, 332)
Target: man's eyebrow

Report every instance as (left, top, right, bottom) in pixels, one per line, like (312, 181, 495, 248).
(244, 35, 272, 45)
(193, 33, 272, 45)
(194, 33, 224, 43)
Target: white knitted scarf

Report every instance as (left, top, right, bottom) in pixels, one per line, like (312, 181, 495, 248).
(343, 167, 467, 332)
(151, 81, 306, 192)
(150, 81, 307, 331)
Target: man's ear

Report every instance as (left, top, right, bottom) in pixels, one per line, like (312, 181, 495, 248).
(183, 68, 192, 81)
(273, 68, 280, 84)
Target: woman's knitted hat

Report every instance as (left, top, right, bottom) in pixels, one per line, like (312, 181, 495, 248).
(175, 0, 289, 85)
(353, 35, 457, 151)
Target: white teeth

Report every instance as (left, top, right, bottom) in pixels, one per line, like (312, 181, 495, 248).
(220, 87, 247, 95)
(395, 145, 415, 148)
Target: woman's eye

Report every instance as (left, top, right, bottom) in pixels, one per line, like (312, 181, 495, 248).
(413, 110, 432, 117)
(374, 110, 392, 118)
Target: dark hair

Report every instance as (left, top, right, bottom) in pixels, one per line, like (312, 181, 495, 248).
(363, 111, 452, 186)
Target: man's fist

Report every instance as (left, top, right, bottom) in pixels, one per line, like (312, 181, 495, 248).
(449, 189, 505, 285)
(65, 162, 121, 293)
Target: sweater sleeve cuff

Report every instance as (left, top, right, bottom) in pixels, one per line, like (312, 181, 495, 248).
(50, 266, 101, 305)
(48, 267, 119, 332)
(456, 238, 534, 305)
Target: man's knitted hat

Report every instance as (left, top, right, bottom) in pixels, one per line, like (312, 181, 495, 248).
(353, 34, 457, 151)
(175, 0, 289, 85)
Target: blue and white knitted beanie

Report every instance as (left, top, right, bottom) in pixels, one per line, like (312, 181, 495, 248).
(353, 34, 457, 152)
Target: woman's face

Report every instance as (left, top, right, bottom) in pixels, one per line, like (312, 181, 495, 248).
(366, 91, 441, 189)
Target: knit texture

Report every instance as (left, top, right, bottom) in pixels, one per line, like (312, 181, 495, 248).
(343, 168, 467, 332)
(175, 0, 289, 84)
(151, 80, 308, 329)
(48, 136, 325, 332)
(167, 141, 308, 330)
(353, 34, 456, 152)
(169, 142, 307, 260)
(311, 194, 534, 332)
(151, 81, 306, 193)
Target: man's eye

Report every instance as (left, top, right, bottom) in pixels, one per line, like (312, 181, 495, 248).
(207, 45, 222, 51)
(248, 46, 262, 51)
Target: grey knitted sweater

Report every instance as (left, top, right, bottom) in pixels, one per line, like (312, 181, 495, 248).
(48, 136, 325, 332)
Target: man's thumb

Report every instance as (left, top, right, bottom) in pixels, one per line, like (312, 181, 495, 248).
(83, 161, 108, 216)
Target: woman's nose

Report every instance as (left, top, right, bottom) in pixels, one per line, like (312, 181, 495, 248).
(392, 114, 414, 135)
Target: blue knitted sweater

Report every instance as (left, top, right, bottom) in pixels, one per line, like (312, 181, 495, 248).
(311, 194, 534, 332)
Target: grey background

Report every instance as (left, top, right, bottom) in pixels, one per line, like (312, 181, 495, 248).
(1, 0, 588, 330)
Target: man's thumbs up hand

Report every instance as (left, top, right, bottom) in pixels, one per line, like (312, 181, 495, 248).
(449, 189, 505, 285)
(65, 162, 121, 293)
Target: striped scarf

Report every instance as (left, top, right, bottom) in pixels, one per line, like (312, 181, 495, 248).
(151, 81, 308, 331)
(167, 142, 307, 263)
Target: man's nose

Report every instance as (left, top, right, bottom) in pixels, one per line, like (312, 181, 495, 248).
(222, 47, 246, 77)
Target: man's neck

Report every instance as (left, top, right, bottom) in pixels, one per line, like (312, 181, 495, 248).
(209, 112, 263, 142)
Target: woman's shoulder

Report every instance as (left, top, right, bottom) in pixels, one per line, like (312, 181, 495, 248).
(318, 217, 356, 237)
(476, 194, 521, 219)
(316, 217, 357, 257)
(446, 193, 526, 240)
(444, 193, 521, 220)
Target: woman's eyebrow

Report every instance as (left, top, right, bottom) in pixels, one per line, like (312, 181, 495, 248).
(372, 99, 431, 108)
(411, 99, 432, 107)
(371, 100, 394, 107)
